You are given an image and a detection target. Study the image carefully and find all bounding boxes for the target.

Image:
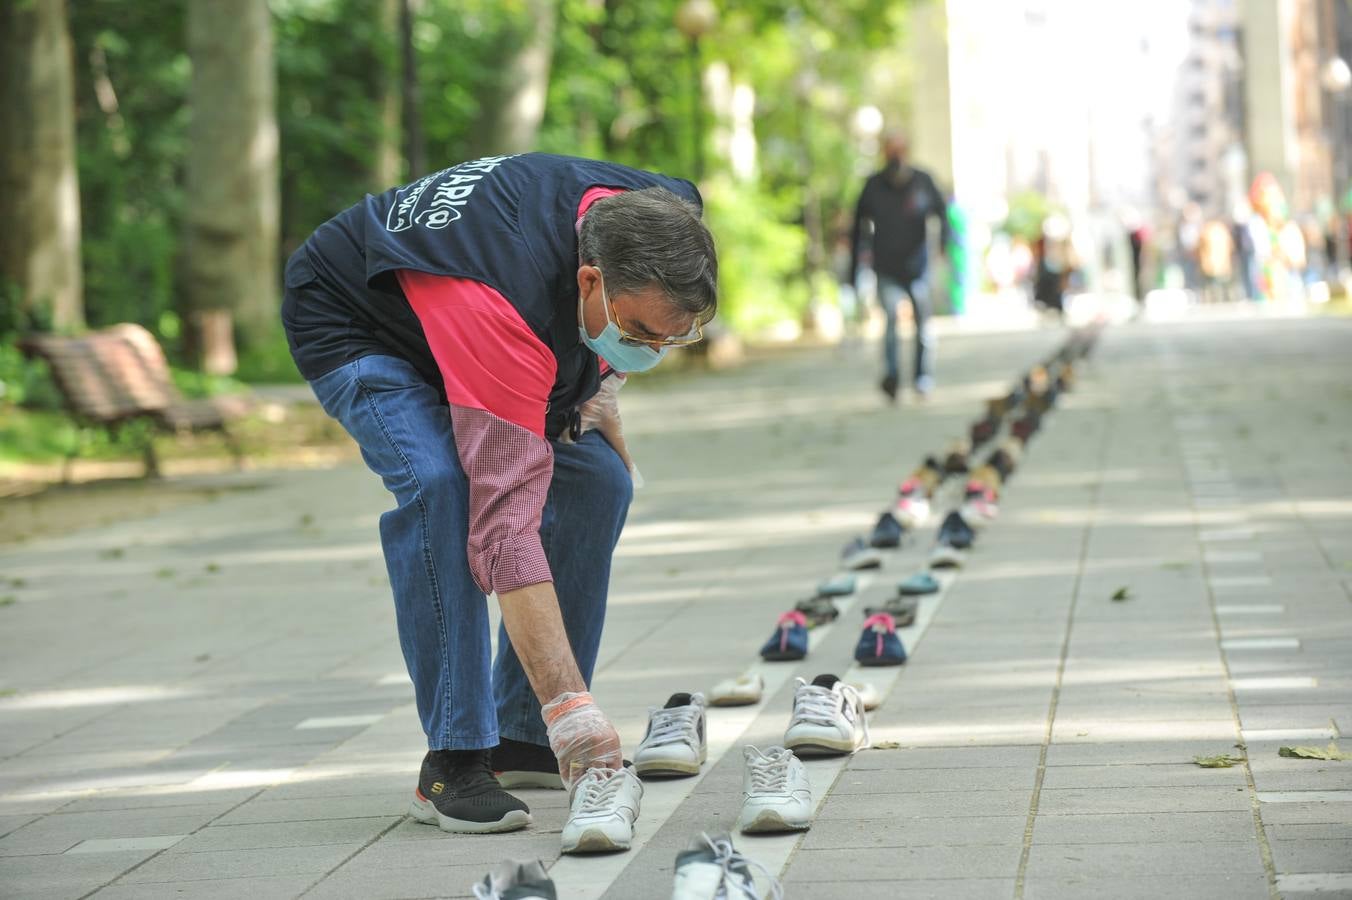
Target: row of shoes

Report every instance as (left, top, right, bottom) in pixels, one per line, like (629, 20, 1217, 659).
(476, 830, 785, 899)
(560, 674, 869, 855)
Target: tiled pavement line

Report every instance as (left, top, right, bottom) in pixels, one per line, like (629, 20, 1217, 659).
(1009, 381, 1113, 899)
(1163, 355, 1282, 899)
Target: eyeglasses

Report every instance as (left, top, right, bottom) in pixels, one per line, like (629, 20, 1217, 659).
(595, 269, 705, 348)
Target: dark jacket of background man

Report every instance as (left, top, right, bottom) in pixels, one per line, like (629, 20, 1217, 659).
(850, 162, 951, 285)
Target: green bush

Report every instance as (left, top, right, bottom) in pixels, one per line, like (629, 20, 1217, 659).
(703, 177, 808, 337)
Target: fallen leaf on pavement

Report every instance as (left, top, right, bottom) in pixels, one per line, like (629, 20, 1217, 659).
(1111, 586, 1132, 602)
(870, 741, 902, 750)
(1278, 743, 1351, 761)
(1193, 755, 1244, 768)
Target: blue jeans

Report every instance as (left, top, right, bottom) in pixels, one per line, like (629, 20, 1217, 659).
(878, 274, 935, 391)
(307, 355, 632, 751)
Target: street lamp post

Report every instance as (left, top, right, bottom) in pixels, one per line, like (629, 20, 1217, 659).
(675, 0, 717, 180)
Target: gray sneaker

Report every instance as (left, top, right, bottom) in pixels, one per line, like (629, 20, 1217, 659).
(670, 832, 783, 900)
(634, 692, 707, 777)
(471, 859, 556, 900)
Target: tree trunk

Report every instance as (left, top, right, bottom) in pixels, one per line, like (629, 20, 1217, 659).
(0, 0, 85, 333)
(371, 0, 403, 190)
(483, 0, 557, 155)
(399, 0, 426, 176)
(181, 0, 279, 369)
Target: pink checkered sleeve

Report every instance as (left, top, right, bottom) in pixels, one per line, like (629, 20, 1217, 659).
(399, 270, 559, 595)
(449, 405, 554, 594)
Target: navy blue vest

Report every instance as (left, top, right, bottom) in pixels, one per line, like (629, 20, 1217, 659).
(285, 153, 701, 438)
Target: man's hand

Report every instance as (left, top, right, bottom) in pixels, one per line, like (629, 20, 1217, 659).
(568, 375, 638, 480)
(543, 691, 623, 788)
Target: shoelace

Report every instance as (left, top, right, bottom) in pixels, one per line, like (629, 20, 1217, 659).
(699, 833, 784, 900)
(471, 881, 501, 900)
(646, 703, 701, 746)
(744, 747, 792, 795)
(573, 768, 627, 815)
(792, 679, 871, 748)
(861, 612, 897, 658)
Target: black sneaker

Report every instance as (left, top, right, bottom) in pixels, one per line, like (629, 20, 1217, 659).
(410, 749, 531, 834)
(880, 374, 899, 403)
(492, 738, 564, 790)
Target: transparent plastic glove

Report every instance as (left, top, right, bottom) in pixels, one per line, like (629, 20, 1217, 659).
(542, 691, 623, 789)
(566, 375, 643, 487)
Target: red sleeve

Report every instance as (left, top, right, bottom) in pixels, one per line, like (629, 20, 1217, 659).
(398, 270, 557, 595)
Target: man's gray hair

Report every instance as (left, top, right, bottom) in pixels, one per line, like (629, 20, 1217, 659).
(577, 187, 718, 323)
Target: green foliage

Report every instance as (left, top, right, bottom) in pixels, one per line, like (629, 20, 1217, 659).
(32, 0, 915, 408)
(703, 177, 808, 333)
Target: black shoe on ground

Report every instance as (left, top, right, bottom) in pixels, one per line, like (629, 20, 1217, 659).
(880, 374, 899, 403)
(411, 749, 531, 834)
(492, 738, 564, 790)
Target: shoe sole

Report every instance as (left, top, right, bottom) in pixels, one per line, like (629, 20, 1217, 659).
(784, 736, 861, 757)
(561, 827, 632, 854)
(495, 770, 565, 790)
(634, 745, 707, 778)
(856, 655, 906, 667)
(760, 650, 807, 662)
(740, 808, 811, 834)
(409, 794, 531, 834)
(897, 586, 939, 596)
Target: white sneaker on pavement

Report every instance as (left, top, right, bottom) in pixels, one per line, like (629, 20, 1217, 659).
(671, 832, 783, 900)
(560, 766, 643, 854)
(709, 674, 765, 707)
(738, 746, 812, 834)
(635, 692, 707, 777)
(782, 674, 869, 757)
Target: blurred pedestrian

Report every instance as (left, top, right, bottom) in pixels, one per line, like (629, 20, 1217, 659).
(1033, 214, 1076, 318)
(1198, 218, 1235, 304)
(849, 131, 951, 403)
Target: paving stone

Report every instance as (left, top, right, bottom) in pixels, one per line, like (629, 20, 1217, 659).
(815, 789, 1033, 820)
(90, 873, 318, 899)
(302, 861, 495, 900)
(1268, 838, 1352, 873)
(798, 815, 1027, 850)
(1036, 785, 1253, 815)
(1022, 873, 1270, 900)
(781, 878, 1016, 899)
(1039, 763, 1247, 790)
(784, 843, 1023, 881)
(1031, 811, 1256, 844)
(829, 765, 1035, 794)
(1276, 872, 1352, 894)
(1025, 839, 1265, 876)
(171, 816, 398, 853)
(120, 843, 358, 883)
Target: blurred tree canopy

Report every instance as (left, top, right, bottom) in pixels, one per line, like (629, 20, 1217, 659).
(6, 0, 915, 380)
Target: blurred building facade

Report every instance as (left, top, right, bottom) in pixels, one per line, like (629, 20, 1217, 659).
(910, 0, 1350, 224)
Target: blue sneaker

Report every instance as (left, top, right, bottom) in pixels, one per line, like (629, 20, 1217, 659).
(897, 572, 940, 596)
(936, 511, 975, 550)
(869, 512, 905, 549)
(760, 611, 809, 661)
(855, 613, 907, 667)
(815, 574, 858, 598)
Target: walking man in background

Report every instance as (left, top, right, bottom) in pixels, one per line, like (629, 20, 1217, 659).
(850, 131, 951, 403)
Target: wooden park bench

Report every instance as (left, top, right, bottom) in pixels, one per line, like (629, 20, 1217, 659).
(19, 323, 248, 480)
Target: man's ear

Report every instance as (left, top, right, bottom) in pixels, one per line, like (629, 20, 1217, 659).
(577, 264, 601, 296)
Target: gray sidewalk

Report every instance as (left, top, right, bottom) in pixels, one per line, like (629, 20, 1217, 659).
(1, 308, 1350, 899)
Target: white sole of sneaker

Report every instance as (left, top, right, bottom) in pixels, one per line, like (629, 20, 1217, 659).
(561, 826, 632, 854)
(409, 794, 531, 834)
(633, 746, 707, 777)
(496, 770, 565, 790)
(739, 808, 811, 834)
(783, 736, 859, 756)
